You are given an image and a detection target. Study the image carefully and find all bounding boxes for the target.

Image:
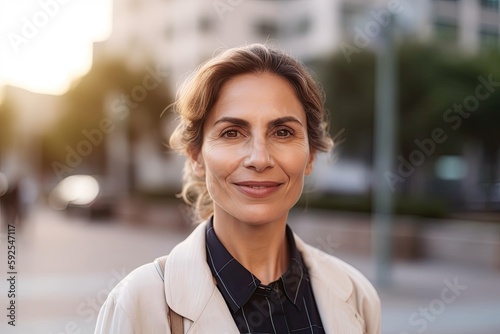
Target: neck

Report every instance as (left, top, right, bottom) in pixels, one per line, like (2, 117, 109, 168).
(212, 211, 290, 285)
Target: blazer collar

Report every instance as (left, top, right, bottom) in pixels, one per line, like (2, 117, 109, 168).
(293, 233, 353, 302)
(164, 221, 358, 332)
(164, 221, 216, 322)
(294, 233, 359, 332)
(164, 222, 241, 332)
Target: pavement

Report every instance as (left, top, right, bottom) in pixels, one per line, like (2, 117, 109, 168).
(0, 204, 499, 334)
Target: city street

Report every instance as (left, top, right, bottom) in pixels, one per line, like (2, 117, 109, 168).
(0, 205, 499, 334)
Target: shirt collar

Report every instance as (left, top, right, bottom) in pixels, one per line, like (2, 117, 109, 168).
(281, 225, 307, 307)
(205, 217, 308, 313)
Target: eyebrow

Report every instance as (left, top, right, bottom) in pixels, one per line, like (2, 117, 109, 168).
(213, 117, 249, 127)
(213, 116, 303, 129)
(270, 116, 303, 127)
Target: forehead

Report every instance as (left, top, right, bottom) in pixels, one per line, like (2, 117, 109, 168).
(206, 72, 306, 125)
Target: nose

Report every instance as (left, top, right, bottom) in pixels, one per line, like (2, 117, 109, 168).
(242, 137, 275, 172)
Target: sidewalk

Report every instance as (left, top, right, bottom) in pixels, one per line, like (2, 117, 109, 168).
(0, 205, 499, 334)
(289, 209, 500, 334)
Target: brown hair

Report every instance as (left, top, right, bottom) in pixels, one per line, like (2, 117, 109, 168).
(169, 43, 333, 222)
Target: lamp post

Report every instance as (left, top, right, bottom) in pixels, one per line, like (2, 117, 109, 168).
(372, 11, 398, 287)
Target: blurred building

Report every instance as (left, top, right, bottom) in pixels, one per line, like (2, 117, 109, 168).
(99, 0, 341, 88)
(0, 86, 62, 179)
(2, 0, 498, 209)
(99, 0, 499, 90)
(431, 0, 500, 51)
(0, 86, 58, 213)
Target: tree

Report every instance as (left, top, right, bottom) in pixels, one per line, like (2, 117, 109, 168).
(42, 58, 173, 181)
(0, 96, 15, 154)
(317, 42, 500, 207)
(317, 51, 375, 161)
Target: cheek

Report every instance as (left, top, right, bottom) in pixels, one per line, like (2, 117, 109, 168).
(276, 145, 311, 179)
(202, 146, 239, 194)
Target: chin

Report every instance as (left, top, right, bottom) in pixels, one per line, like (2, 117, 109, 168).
(227, 204, 291, 226)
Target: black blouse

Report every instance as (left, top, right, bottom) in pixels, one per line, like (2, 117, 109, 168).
(206, 219, 326, 334)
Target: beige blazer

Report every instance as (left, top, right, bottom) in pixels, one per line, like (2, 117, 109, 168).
(95, 221, 381, 334)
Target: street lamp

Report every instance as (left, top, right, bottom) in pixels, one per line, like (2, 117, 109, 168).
(372, 8, 398, 287)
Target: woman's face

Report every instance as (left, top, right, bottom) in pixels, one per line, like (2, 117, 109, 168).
(195, 72, 314, 225)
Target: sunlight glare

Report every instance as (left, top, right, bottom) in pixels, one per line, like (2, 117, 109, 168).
(0, 0, 112, 95)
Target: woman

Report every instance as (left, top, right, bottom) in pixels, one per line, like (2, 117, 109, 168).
(95, 44, 381, 334)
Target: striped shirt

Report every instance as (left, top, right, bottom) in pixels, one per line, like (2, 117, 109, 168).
(206, 219, 326, 334)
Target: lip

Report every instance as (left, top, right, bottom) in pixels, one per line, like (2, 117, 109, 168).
(233, 181, 283, 198)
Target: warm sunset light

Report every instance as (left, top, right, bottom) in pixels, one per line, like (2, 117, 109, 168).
(0, 0, 112, 96)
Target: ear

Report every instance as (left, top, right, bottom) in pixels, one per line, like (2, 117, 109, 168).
(305, 152, 315, 176)
(192, 154, 205, 178)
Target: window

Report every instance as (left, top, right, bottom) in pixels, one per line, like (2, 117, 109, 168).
(295, 16, 312, 35)
(480, 29, 500, 49)
(433, 21, 458, 43)
(198, 16, 215, 33)
(255, 21, 279, 38)
(481, 0, 500, 12)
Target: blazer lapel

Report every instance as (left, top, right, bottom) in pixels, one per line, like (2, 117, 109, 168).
(163, 222, 364, 333)
(295, 234, 365, 333)
(188, 287, 240, 333)
(164, 222, 239, 333)
(309, 275, 365, 333)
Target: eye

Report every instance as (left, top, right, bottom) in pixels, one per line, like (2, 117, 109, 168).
(274, 128, 293, 138)
(222, 129, 240, 138)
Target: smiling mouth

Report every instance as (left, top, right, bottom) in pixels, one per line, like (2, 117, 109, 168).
(233, 182, 282, 198)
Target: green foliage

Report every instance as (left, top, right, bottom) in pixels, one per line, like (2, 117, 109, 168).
(313, 42, 500, 209)
(0, 97, 14, 152)
(318, 52, 376, 160)
(317, 42, 500, 166)
(398, 43, 500, 154)
(297, 193, 447, 219)
(43, 58, 172, 170)
(463, 51, 500, 151)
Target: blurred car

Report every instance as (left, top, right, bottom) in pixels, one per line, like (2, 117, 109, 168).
(49, 174, 114, 219)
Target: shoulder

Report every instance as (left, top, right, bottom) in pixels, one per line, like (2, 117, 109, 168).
(108, 262, 164, 304)
(303, 242, 379, 301)
(95, 262, 169, 333)
(299, 241, 381, 332)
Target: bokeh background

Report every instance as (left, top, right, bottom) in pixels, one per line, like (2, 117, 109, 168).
(0, 0, 499, 333)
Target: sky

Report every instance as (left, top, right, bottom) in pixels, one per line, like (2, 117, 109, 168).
(0, 0, 112, 97)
